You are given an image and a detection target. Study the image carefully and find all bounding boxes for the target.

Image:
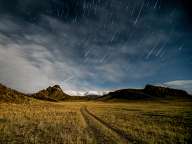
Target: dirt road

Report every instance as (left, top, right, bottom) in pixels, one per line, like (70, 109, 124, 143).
(80, 106, 130, 144)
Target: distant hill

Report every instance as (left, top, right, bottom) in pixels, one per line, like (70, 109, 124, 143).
(0, 83, 71, 102)
(31, 85, 70, 101)
(1, 83, 191, 103)
(0, 83, 31, 103)
(97, 85, 191, 101)
(144, 85, 189, 98)
(97, 89, 151, 101)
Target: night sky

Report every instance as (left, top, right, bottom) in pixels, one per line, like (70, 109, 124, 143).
(0, 0, 191, 95)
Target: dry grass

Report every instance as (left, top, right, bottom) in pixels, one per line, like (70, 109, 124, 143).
(0, 101, 93, 144)
(0, 100, 191, 144)
(87, 100, 192, 144)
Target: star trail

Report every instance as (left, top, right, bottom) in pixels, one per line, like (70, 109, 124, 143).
(0, 0, 191, 94)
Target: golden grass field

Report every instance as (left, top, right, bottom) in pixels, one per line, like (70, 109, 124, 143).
(0, 100, 192, 144)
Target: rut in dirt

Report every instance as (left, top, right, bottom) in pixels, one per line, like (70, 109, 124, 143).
(80, 106, 130, 144)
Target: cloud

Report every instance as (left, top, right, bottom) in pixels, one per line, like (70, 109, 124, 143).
(65, 90, 109, 96)
(165, 80, 192, 86)
(0, 16, 118, 93)
(0, 0, 191, 94)
(164, 80, 192, 93)
(0, 43, 52, 93)
(0, 15, 160, 92)
(0, 0, 103, 23)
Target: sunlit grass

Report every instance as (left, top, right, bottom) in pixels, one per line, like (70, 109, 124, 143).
(0, 102, 92, 144)
(88, 100, 192, 144)
(0, 100, 191, 143)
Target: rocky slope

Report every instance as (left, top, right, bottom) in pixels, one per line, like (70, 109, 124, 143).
(0, 83, 31, 103)
(31, 85, 70, 101)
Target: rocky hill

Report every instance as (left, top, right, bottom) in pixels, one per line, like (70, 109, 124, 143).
(0, 83, 71, 102)
(97, 85, 191, 101)
(0, 83, 31, 103)
(1, 83, 191, 103)
(143, 85, 189, 98)
(31, 85, 70, 101)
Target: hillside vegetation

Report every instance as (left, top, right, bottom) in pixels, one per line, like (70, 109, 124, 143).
(0, 84, 31, 103)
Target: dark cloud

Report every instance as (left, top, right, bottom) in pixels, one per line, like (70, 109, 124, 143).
(0, 0, 104, 23)
(0, 0, 191, 94)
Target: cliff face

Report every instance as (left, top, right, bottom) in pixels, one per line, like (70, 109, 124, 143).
(144, 85, 189, 98)
(32, 85, 70, 101)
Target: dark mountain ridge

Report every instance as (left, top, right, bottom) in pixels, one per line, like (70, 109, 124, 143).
(144, 85, 189, 98)
(0, 83, 191, 103)
(97, 85, 191, 101)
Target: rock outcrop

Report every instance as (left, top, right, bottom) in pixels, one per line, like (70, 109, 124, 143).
(32, 85, 70, 101)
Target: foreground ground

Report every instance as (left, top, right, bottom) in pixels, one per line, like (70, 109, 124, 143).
(0, 100, 191, 144)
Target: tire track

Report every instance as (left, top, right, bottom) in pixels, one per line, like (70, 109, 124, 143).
(80, 106, 130, 144)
